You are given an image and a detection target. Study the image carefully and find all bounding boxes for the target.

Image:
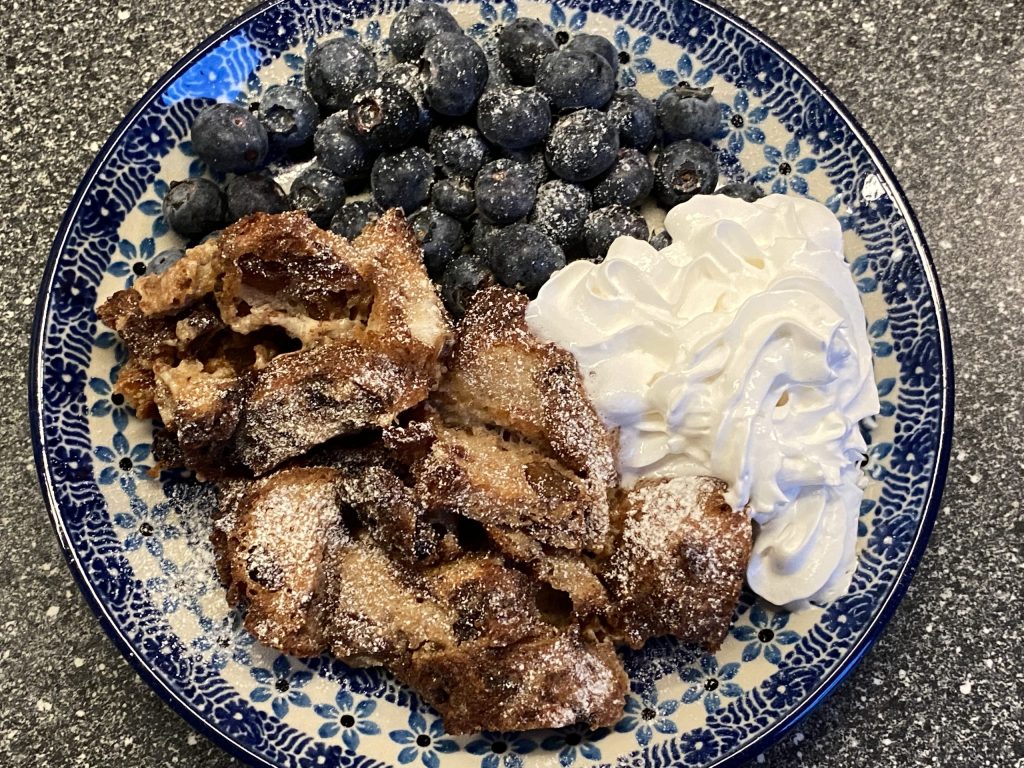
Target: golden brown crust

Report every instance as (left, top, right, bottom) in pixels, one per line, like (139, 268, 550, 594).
(441, 286, 617, 487)
(98, 210, 451, 477)
(600, 476, 753, 651)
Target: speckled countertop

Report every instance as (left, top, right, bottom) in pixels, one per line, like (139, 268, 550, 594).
(2, 0, 1022, 766)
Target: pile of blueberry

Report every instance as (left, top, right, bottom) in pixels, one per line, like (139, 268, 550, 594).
(162, 3, 765, 316)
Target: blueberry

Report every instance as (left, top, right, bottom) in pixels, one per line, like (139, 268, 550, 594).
(475, 159, 538, 224)
(150, 248, 185, 275)
(500, 147, 549, 186)
(536, 48, 615, 111)
(654, 139, 718, 207)
(498, 18, 556, 86)
(431, 177, 476, 219)
(545, 109, 619, 183)
(582, 205, 649, 261)
(476, 86, 551, 150)
(389, 2, 462, 62)
(162, 178, 226, 238)
(371, 147, 434, 214)
(330, 200, 381, 240)
(258, 85, 320, 149)
(422, 32, 489, 116)
(716, 182, 766, 203)
(469, 217, 502, 265)
(591, 148, 654, 208)
(314, 112, 372, 179)
(304, 38, 378, 113)
(491, 223, 565, 296)
(288, 167, 346, 227)
(529, 180, 590, 246)
(440, 253, 493, 319)
(410, 207, 466, 278)
(379, 63, 431, 129)
(606, 88, 657, 150)
(429, 125, 491, 178)
(347, 83, 419, 150)
(656, 83, 721, 143)
(565, 34, 618, 74)
(225, 172, 289, 222)
(648, 228, 672, 250)
(191, 103, 269, 174)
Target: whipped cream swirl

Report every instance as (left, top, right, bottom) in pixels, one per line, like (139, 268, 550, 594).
(526, 194, 880, 607)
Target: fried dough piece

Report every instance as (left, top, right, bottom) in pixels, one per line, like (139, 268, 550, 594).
(600, 476, 752, 651)
(414, 416, 610, 552)
(439, 286, 617, 487)
(98, 210, 451, 476)
(404, 627, 628, 734)
(213, 467, 345, 657)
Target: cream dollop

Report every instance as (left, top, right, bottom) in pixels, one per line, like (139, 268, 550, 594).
(525, 194, 880, 607)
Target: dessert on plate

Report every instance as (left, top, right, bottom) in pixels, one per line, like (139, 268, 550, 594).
(97, 2, 879, 735)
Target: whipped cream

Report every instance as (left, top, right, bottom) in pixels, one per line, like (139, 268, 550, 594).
(525, 194, 880, 607)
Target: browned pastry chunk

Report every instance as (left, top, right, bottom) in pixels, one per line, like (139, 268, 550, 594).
(404, 627, 629, 734)
(414, 416, 609, 552)
(440, 285, 617, 489)
(322, 533, 455, 668)
(600, 476, 752, 651)
(98, 210, 451, 476)
(213, 467, 345, 657)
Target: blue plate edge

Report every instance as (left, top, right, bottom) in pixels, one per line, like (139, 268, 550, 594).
(26, 0, 955, 766)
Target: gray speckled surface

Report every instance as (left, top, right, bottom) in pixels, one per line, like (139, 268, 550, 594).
(2, 0, 1022, 766)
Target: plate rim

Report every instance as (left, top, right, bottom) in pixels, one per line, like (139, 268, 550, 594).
(28, 1, 955, 766)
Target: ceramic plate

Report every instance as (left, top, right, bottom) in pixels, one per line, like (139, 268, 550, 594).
(30, 1, 953, 766)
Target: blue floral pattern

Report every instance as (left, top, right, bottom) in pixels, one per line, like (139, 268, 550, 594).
(315, 690, 381, 750)
(32, 1, 950, 767)
(681, 655, 744, 714)
(388, 711, 458, 768)
(730, 603, 801, 664)
(250, 655, 315, 719)
(615, 692, 679, 746)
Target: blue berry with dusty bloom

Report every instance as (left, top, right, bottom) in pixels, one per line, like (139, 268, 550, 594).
(591, 148, 654, 209)
(536, 48, 615, 111)
(583, 204, 648, 261)
(654, 139, 718, 207)
(440, 253, 493, 318)
(411, 207, 466, 278)
(258, 85, 320, 149)
(422, 32, 489, 116)
(716, 182, 765, 203)
(605, 88, 657, 151)
(162, 178, 225, 238)
(476, 86, 551, 150)
(545, 109, 619, 183)
(304, 38, 378, 113)
(191, 103, 269, 174)
(657, 83, 722, 143)
(431, 177, 475, 219)
(566, 33, 619, 74)
(330, 200, 381, 240)
(389, 2, 462, 62)
(491, 223, 565, 296)
(314, 112, 372, 180)
(225, 172, 289, 222)
(429, 124, 491, 179)
(288, 167, 346, 227)
(498, 18, 556, 86)
(529, 179, 590, 246)
(371, 147, 434, 214)
(475, 159, 538, 224)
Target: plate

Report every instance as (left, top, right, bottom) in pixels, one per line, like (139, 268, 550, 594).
(30, 1, 953, 766)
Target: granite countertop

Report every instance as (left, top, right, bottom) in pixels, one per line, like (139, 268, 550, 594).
(2, 0, 1022, 765)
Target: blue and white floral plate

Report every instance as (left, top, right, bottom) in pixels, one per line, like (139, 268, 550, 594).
(30, 1, 953, 766)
